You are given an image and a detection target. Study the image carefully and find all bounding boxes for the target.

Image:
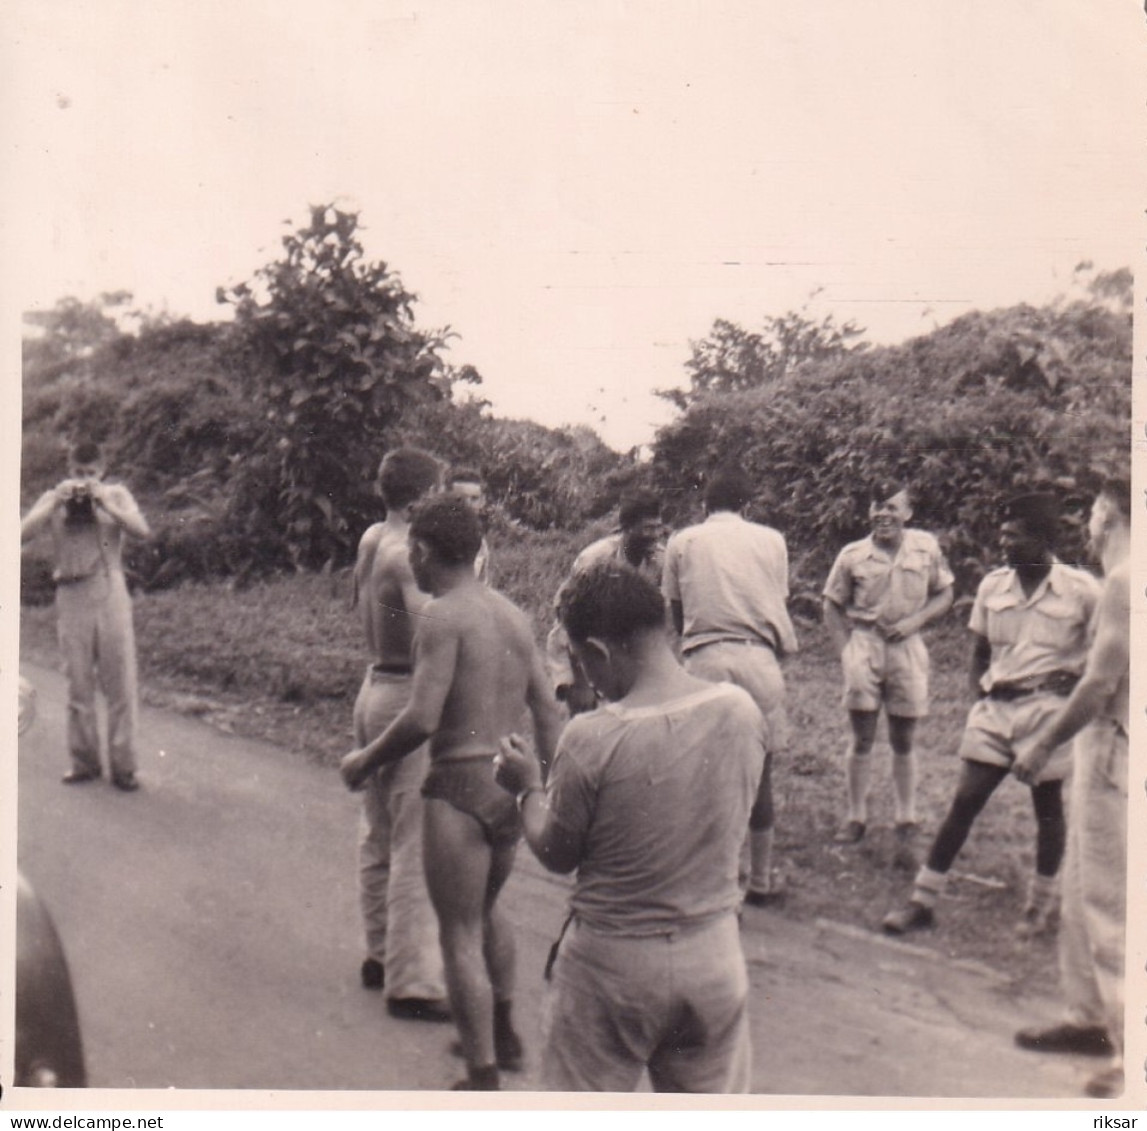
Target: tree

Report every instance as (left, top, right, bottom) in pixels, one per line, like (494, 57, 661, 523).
(218, 204, 460, 569)
(659, 304, 867, 410)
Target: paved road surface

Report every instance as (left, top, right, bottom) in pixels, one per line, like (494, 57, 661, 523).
(16, 661, 1092, 1099)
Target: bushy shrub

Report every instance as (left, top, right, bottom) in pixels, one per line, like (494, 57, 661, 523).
(652, 300, 1131, 595)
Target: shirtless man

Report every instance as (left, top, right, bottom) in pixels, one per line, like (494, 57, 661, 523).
(350, 448, 448, 1019)
(1011, 478, 1131, 1100)
(342, 494, 563, 1091)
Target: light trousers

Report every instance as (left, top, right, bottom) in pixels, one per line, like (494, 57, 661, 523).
(353, 669, 445, 1000)
(56, 571, 138, 778)
(1057, 721, 1127, 1051)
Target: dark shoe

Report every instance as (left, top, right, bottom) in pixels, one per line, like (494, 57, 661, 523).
(360, 957, 385, 991)
(450, 1030, 524, 1072)
(451, 1064, 499, 1091)
(1084, 1064, 1124, 1099)
(62, 768, 101, 785)
(833, 820, 866, 844)
(1014, 1023, 1113, 1057)
(882, 900, 934, 935)
(386, 996, 452, 1023)
(743, 887, 786, 909)
(111, 772, 140, 792)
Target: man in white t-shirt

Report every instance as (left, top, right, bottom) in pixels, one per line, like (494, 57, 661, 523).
(496, 562, 765, 1092)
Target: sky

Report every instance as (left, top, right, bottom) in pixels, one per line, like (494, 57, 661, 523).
(3, 0, 1144, 451)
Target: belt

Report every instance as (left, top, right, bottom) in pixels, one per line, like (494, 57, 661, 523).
(371, 662, 413, 676)
(688, 636, 776, 655)
(53, 570, 106, 586)
(987, 671, 1079, 702)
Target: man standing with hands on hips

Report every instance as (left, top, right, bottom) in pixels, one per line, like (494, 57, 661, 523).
(822, 480, 954, 865)
(21, 439, 151, 792)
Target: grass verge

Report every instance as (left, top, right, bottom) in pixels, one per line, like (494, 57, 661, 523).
(20, 527, 1062, 994)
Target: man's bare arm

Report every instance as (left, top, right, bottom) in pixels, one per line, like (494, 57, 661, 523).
(1013, 569, 1130, 783)
(822, 598, 851, 655)
(351, 524, 384, 612)
(340, 611, 457, 789)
(21, 488, 64, 541)
(95, 484, 151, 539)
(884, 585, 953, 642)
(495, 735, 584, 874)
(525, 646, 564, 781)
(969, 631, 991, 697)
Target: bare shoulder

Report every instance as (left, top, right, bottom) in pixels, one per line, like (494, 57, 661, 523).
(356, 522, 386, 556)
(1100, 561, 1130, 612)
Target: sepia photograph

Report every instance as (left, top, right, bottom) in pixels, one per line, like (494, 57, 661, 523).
(3, 0, 1143, 1119)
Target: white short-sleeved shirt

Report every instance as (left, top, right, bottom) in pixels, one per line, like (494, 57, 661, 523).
(662, 512, 798, 656)
(546, 682, 766, 936)
(969, 562, 1102, 691)
(823, 528, 954, 629)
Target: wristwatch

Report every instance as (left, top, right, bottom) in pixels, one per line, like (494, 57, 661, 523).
(516, 785, 544, 812)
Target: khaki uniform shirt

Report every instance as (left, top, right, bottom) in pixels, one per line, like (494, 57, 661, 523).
(546, 533, 665, 691)
(823, 528, 954, 631)
(969, 563, 1101, 692)
(663, 513, 798, 656)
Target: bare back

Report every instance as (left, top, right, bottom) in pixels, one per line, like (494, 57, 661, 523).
(1095, 559, 1130, 730)
(421, 581, 541, 760)
(355, 520, 424, 667)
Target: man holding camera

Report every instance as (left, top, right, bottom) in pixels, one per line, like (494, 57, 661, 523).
(21, 441, 151, 791)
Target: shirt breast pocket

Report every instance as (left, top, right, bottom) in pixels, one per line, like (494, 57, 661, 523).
(896, 552, 932, 604)
(1029, 594, 1083, 649)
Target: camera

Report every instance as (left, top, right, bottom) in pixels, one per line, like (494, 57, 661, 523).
(64, 481, 96, 525)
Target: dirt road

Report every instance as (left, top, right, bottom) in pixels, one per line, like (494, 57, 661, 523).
(15, 661, 1093, 1099)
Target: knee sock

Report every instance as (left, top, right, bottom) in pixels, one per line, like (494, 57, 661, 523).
(891, 752, 917, 825)
(910, 866, 947, 909)
(748, 828, 775, 892)
(846, 752, 873, 823)
(1026, 872, 1059, 913)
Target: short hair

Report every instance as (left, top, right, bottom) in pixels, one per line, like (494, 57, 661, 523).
(377, 448, 441, 510)
(409, 493, 483, 567)
(558, 563, 667, 645)
(1097, 477, 1131, 522)
(618, 489, 662, 531)
(69, 440, 103, 466)
(446, 466, 483, 489)
(704, 469, 752, 513)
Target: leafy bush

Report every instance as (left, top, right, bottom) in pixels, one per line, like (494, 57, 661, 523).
(652, 298, 1131, 595)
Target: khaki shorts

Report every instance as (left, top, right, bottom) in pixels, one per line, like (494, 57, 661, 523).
(841, 629, 929, 718)
(684, 640, 787, 751)
(957, 694, 1073, 783)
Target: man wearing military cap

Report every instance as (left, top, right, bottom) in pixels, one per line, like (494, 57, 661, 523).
(822, 479, 954, 865)
(883, 491, 1102, 937)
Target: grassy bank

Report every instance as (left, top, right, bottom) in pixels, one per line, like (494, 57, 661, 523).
(20, 524, 1062, 988)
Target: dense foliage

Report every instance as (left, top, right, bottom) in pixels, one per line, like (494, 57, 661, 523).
(651, 284, 1132, 596)
(21, 216, 1130, 604)
(21, 206, 632, 592)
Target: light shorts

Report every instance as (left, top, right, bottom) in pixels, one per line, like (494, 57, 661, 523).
(684, 640, 787, 751)
(541, 913, 751, 1093)
(957, 693, 1074, 783)
(841, 628, 929, 718)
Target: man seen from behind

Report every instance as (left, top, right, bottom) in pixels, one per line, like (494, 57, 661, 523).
(496, 563, 766, 1092)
